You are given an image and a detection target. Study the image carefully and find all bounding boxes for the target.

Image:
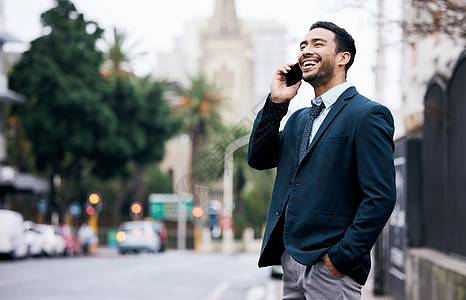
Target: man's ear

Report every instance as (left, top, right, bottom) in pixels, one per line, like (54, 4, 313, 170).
(338, 52, 351, 67)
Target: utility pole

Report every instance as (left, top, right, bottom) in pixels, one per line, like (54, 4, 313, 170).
(373, 0, 386, 295)
(222, 135, 249, 254)
(375, 0, 385, 104)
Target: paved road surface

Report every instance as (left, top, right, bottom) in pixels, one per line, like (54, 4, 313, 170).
(0, 248, 394, 300)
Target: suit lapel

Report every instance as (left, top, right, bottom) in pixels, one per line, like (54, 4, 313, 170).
(302, 87, 357, 163)
(307, 98, 346, 151)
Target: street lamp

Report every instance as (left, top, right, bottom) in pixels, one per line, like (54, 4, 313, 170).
(222, 135, 249, 254)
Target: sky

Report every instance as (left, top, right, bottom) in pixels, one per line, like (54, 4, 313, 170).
(2, 0, 402, 111)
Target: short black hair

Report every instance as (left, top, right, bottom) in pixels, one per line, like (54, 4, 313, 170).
(310, 21, 356, 72)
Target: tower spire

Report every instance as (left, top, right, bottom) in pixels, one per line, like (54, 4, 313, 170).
(208, 0, 239, 36)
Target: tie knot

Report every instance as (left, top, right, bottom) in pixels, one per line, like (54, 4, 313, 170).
(310, 102, 325, 118)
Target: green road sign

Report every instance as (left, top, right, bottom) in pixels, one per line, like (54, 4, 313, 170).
(149, 193, 194, 220)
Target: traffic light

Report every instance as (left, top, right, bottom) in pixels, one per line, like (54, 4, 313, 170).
(192, 206, 203, 218)
(88, 192, 101, 205)
(130, 201, 143, 219)
(86, 192, 102, 216)
(86, 205, 95, 216)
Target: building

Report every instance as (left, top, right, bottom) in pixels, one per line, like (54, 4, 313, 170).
(158, 0, 286, 199)
(0, 0, 48, 213)
(199, 0, 254, 124)
(376, 1, 466, 299)
(159, 1, 286, 124)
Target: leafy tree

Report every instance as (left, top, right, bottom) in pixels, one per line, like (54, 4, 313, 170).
(237, 167, 275, 238)
(402, 0, 466, 40)
(8, 0, 115, 215)
(99, 75, 178, 224)
(98, 23, 178, 225)
(336, 0, 465, 40)
(144, 164, 173, 194)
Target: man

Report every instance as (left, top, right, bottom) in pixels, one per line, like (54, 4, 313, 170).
(247, 21, 396, 299)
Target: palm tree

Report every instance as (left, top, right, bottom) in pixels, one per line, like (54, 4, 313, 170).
(175, 73, 224, 188)
(102, 27, 146, 78)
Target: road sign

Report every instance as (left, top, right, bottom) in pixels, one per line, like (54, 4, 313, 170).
(37, 199, 47, 213)
(220, 216, 233, 229)
(68, 201, 82, 217)
(149, 193, 194, 220)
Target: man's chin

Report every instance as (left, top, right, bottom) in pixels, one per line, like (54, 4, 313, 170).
(302, 74, 317, 84)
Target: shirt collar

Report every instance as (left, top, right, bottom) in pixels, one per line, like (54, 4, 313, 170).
(312, 82, 353, 108)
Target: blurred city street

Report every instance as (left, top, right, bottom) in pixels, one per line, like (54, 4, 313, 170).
(1, 0, 465, 299)
(0, 249, 277, 300)
(0, 248, 393, 300)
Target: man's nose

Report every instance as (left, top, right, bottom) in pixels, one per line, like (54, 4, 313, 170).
(301, 45, 315, 56)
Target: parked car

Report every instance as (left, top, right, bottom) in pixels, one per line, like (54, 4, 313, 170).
(116, 221, 161, 254)
(150, 220, 168, 252)
(36, 224, 66, 257)
(23, 221, 45, 257)
(56, 224, 81, 256)
(54, 230, 66, 256)
(0, 209, 28, 259)
(271, 265, 284, 279)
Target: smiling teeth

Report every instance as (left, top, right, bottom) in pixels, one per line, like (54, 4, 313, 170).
(303, 61, 316, 67)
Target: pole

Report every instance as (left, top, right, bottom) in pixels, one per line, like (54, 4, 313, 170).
(375, 0, 385, 104)
(88, 214, 98, 254)
(177, 202, 187, 250)
(222, 135, 249, 254)
(373, 0, 386, 295)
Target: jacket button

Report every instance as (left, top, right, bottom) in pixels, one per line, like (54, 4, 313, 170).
(276, 210, 281, 216)
(289, 181, 293, 188)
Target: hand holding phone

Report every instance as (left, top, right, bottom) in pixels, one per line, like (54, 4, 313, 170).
(285, 63, 302, 86)
(271, 63, 302, 103)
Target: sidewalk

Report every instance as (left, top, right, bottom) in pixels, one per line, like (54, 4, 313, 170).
(362, 287, 394, 300)
(361, 273, 395, 300)
(264, 277, 395, 300)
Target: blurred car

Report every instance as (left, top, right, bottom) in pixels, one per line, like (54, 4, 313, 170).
(150, 220, 168, 252)
(0, 209, 28, 259)
(23, 221, 45, 257)
(54, 231, 66, 256)
(36, 224, 66, 257)
(116, 221, 161, 254)
(271, 265, 283, 279)
(56, 224, 81, 256)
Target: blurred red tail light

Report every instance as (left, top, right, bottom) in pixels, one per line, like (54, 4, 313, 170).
(159, 228, 167, 239)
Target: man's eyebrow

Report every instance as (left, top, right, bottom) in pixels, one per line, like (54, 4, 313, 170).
(312, 37, 328, 43)
(300, 37, 328, 46)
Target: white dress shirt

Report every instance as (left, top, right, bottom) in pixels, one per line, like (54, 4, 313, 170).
(309, 82, 353, 144)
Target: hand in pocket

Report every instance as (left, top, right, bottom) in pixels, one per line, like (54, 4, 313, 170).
(322, 253, 344, 278)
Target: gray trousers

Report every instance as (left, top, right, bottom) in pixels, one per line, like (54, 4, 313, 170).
(280, 250, 362, 300)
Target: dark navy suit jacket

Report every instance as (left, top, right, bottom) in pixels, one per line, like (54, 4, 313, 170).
(247, 87, 396, 285)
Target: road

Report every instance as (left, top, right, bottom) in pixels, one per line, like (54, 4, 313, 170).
(0, 248, 392, 300)
(0, 249, 281, 300)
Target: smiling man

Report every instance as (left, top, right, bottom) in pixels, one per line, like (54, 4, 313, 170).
(247, 21, 396, 299)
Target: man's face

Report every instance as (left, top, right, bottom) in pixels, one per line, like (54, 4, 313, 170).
(298, 28, 339, 85)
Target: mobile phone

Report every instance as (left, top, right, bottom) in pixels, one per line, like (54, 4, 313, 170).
(285, 63, 302, 86)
